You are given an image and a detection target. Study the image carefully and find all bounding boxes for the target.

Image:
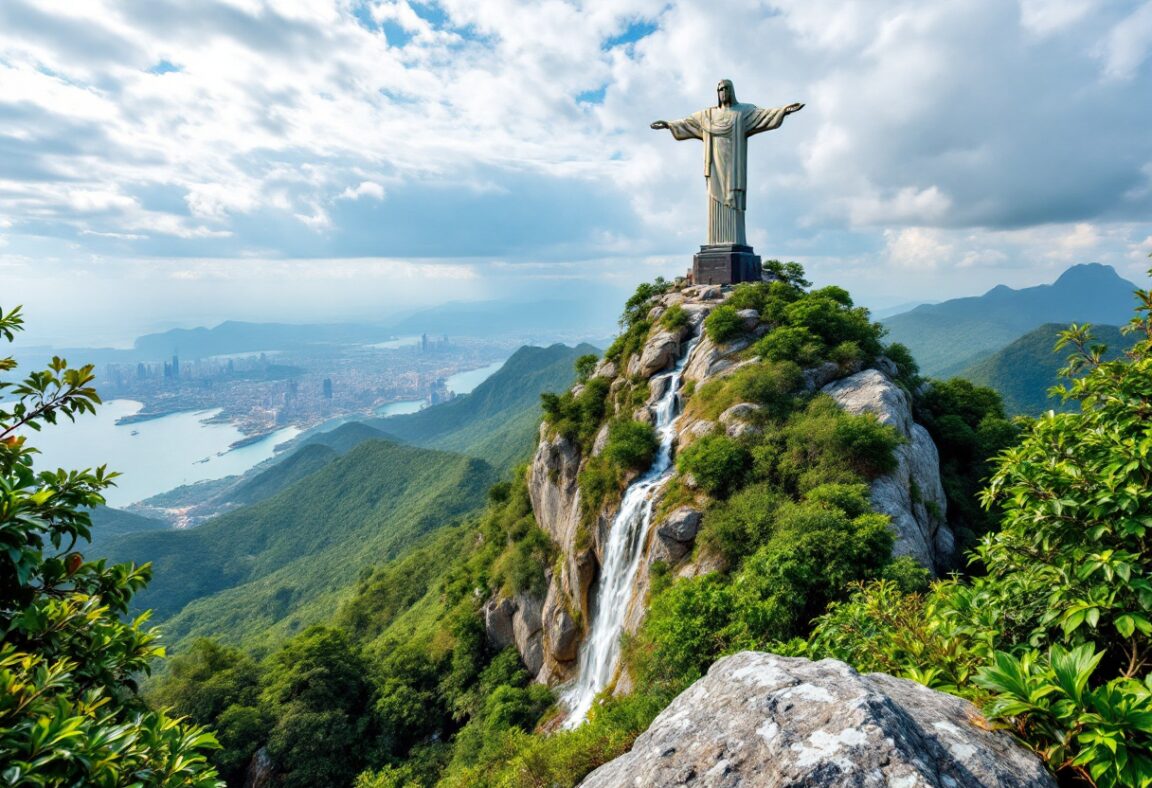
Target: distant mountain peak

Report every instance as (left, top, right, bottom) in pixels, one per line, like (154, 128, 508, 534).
(882, 262, 1139, 376)
(1054, 262, 1122, 286)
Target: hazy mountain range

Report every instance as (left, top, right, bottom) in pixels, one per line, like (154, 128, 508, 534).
(882, 263, 1139, 377)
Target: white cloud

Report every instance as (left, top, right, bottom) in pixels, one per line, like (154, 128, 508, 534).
(1018, 0, 1094, 36)
(1102, 1, 1152, 78)
(0, 0, 1148, 312)
(884, 227, 951, 270)
(338, 181, 386, 201)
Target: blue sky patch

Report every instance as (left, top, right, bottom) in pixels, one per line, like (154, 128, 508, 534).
(147, 60, 181, 75)
(603, 19, 658, 50)
(577, 85, 607, 104)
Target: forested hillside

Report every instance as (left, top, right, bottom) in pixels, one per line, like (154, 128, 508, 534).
(99, 439, 496, 650)
(958, 322, 1136, 414)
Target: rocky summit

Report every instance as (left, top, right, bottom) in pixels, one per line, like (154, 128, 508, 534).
(580, 651, 1055, 788)
(489, 283, 956, 687)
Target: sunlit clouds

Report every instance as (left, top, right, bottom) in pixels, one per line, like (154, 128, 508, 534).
(0, 0, 1150, 339)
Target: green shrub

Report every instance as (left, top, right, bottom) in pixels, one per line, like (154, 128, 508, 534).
(762, 260, 811, 289)
(0, 305, 222, 787)
(727, 282, 772, 312)
(803, 483, 872, 518)
(884, 342, 919, 386)
(620, 278, 667, 327)
(730, 360, 803, 420)
(688, 361, 802, 423)
(540, 376, 612, 448)
(603, 420, 659, 472)
(698, 483, 785, 561)
(575, 353, 599, 382)
(754, 326, 825, 366)
(634, 575, 735, 689)
(660, 304, 689, 331)
(704, 305, 745, 344)
(782, 288, 884, 357)
(578, 457, 619, 514)
(676, 435, 749, 498)
(771, 396, 904, 493)
(494, 526, 553, 597)
(724, 507, 893, 646)
(829, 340, 863, 369)
(604, 319, 651, 366)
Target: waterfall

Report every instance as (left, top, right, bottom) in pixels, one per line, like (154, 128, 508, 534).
(562, 334, 700, 727)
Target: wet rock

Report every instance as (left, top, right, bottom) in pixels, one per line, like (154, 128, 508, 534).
(581, 652, 1055, 788)
(546, 603, 581, 663)
(630, 331, 681, 378)
(656, 507, 702, 560)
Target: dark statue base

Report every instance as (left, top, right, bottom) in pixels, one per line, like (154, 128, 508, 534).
(692, 244, 762, 285)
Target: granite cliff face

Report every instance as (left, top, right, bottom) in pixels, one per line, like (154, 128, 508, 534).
(822, 368, 953, 570)
(580, 652, 1055, 788)
(489, 284, 955, 686)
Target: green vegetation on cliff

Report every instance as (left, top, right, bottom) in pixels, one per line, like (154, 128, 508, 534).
(802, 274, 1152, 787)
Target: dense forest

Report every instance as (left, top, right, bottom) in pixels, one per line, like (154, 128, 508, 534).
(3, 264, 1151, 786)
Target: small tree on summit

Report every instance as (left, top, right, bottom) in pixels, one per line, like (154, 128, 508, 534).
(0, 305, 222, 787)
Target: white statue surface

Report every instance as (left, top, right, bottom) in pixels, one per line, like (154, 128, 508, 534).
(652, 80, 803, 246)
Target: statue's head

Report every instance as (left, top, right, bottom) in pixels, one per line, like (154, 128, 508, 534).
(716, 79, 736, 107)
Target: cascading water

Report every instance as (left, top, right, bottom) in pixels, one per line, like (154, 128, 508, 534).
(563, 334, 700, 727)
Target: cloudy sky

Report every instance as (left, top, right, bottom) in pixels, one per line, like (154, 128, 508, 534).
(1, 0, 1151, 344)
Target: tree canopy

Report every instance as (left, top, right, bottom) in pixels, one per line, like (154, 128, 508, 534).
(0, 304, 222, 787)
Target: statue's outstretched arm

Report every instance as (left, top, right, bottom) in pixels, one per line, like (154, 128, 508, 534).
(784, 103, 805, 114)
(652, 116, 703, 141)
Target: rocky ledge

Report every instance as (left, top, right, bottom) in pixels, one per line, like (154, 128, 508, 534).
(580, 652, 1054, 788)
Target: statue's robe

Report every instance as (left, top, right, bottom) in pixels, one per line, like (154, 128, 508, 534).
(666, 102, 789, 245)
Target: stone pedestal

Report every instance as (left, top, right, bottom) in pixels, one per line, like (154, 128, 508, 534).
(692, 244, 762, 285)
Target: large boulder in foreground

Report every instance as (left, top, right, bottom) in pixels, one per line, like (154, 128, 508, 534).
(580, 652, 1054, 788)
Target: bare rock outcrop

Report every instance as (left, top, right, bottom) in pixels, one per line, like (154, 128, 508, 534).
(580, 652, 1054, 788)
(822, 369, 953, 572)
(654, 507, 702, 561)
(482, 592, 545, 676)
(629, 330, 682, 378)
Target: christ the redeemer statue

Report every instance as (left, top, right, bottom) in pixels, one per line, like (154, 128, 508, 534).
(652, 79, 803, 284)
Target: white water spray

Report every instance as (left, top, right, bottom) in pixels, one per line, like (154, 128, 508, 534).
(563, 335, 700, 727)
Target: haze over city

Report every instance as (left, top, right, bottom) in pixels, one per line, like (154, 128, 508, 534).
(2, 0, 1150, 345)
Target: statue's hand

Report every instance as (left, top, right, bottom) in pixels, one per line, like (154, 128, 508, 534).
(650, 120, 670, 130)
(784, 103, 805, 114)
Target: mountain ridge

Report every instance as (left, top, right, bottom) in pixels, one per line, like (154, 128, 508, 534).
(882, 263, 1139, 376)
